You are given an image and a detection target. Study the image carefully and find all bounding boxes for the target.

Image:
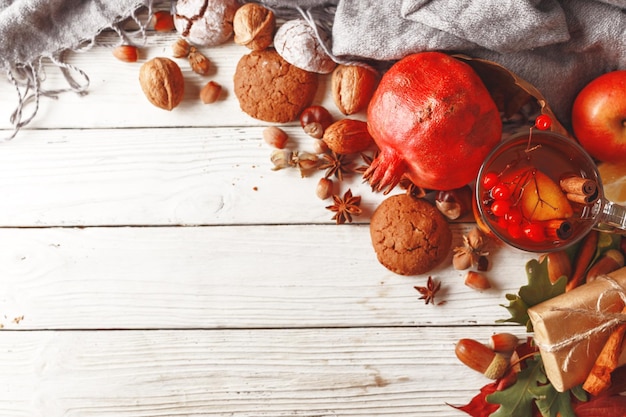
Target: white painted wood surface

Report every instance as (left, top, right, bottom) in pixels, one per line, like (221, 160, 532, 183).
(0, 16, 538, 417)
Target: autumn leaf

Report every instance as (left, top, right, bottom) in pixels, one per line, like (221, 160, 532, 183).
(498, 258, 566, 331)
(487, 356, 586, 417)
(572, 366, 626, 416)
(487, 357, 546, 417)
(449, 381, 501, 417)
(574, 395, 626, 416)
(532, 383, 585, 417)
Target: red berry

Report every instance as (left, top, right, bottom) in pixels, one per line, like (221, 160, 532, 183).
(491, 183, 511, 200)
(482, 171, 499, 190)
(504, 207, 522, 225)
(523, 223, 546, 242)
(491, 199, 511, 217)
(507, 223, 523, 239)
(535, 114, 552, 131)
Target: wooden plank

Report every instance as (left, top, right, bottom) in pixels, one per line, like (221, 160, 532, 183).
(0, 225, 533, 330)
(0, 326, 527, 416)
(0, 31, 345, 132)
(0, 127, 385, 227)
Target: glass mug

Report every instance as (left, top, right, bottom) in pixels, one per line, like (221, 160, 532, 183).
(474, 130, 626, 253)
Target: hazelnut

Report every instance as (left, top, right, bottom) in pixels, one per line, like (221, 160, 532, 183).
(139, 57, 185, 111)
(172, 38, 191, 58)
(112, 45, 138, 63)
(233, 3, 275, 51)
(200, 81, 222, 104)
(464, 271, 491, 291)
(312, 139, 328, 154)
(188, 47, 211, 75)
(152, 10, 175, 32)
(331, 64, 378, 115)
(316, 177, 333, 200)
(262, 126, 288, 149)
(322, 119, 374, 155)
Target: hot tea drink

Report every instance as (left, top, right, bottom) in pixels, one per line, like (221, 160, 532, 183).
(475, 129, 610, 252)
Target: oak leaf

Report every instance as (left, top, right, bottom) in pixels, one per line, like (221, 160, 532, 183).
(498, 259, 566, 331)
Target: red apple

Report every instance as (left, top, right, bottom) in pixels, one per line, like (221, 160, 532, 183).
(571, 70, 626, 163)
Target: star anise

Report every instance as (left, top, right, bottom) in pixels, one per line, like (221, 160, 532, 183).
(319, 151, 352, 181)
(399, 176, 428, 198)
(326, 188, 362, 224)
(414, 276, 441, 305)
(354, 151, 378, 175)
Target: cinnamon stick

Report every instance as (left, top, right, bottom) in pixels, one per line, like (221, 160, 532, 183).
(583, 305, 626, 396)
(560, 176, 598, 197)
(541, 219, 573, 240)
(566, 192, 597, 205)
(566, 229, 599, 291)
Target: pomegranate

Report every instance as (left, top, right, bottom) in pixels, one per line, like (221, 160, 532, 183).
(364, 52, 502, 192)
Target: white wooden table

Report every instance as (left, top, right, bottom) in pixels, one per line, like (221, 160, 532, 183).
(0, 24, 537, 417)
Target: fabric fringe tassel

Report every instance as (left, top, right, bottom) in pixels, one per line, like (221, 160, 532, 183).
(2, 1, 155, 141)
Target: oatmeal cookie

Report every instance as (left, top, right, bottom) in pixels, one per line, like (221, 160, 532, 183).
(370, 194, 452, 276)
(233, 48, 319, 123)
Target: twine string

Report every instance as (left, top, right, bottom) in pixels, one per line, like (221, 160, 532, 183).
(534, 275, 626, 371)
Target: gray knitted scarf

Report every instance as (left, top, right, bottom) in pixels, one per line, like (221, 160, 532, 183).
(0, 0, 153, 139)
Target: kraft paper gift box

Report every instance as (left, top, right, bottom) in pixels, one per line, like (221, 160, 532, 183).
(528, 266, 626, 392)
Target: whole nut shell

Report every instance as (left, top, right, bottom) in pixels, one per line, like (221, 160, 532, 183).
(322, 119, 374, 154)
(233, 3, 275, 50)
(331, 64, 378, 115)
(112, 45, 138, 63)
(139, 57, 185, 111)
(200, 81, 222, 104)
(189, 48, 211, 75)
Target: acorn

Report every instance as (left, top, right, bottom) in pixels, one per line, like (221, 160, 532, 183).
(488, 333, 520, 354)
(455, 338, 508, 379)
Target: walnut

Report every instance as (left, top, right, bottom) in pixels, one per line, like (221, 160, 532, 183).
(173, 0, 240, 46)
(139, 57, 185, 110)
(233, 3, 275, 51)
(331, 64, 378, 115)
(273, 19, 336, 74)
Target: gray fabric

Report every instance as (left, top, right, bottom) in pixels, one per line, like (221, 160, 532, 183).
(400, 0, 569, 53)
(0, 0, 153, 139)
(331, 0, 626, 126)
(0, 0, 150, 67)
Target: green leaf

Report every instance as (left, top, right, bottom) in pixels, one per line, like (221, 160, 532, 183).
(532, 382, 576, 417)
(593, 231, 621, 264)
(498, 259, 566, 331)
(497, 294, 530, 329)
(570, 384, 588, 403)
(487, 357, 546, 417)
(519, 259, 567, 306)
(487, 356, 587, 417)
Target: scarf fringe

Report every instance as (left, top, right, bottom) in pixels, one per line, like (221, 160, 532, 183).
(2, 2, 155, 141)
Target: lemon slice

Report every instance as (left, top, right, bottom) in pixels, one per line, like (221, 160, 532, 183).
(598, 161, 626, 205)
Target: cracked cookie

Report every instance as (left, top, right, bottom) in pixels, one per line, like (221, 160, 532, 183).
(370, 194, 452, 276)
(233, 48, 319, 123)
